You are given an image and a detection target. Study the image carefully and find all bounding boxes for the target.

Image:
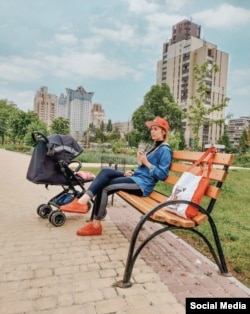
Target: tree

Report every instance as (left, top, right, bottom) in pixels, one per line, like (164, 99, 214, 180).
(106, 119, 113, 132)
(0, 99, 48, 145)
(217, 128, 232, 153)
(238, 128, 249, 154)
(187, 62, 230, 150)
(0, 99, 19, 144)
(108, 127, 121, 141)
(246, 126, 250, 147)
(8, 110, 41, 144)
(132, 84, 184, 144)
(24, 120, 48, 146)
(95, 128, 106, 143)
(50, 117, 70, 135)
(100, 121, 105, 132)
(126, 129, 141, 148)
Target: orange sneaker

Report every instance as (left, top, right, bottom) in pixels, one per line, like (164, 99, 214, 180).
(76, 221, 102, 236)
(60, 198, 88, 214)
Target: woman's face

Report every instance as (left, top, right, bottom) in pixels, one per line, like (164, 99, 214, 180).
(150, 125, 166, 141)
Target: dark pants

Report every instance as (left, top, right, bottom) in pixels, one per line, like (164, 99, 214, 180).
(86, 168, 143, 220)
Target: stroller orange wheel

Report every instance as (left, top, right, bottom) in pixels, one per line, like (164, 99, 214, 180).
(37, 204, 52, 219)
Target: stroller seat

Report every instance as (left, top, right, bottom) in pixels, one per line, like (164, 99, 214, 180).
(76, 171, 96, 182)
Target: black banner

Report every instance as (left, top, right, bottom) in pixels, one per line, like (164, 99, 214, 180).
(186, 298, 250, 313)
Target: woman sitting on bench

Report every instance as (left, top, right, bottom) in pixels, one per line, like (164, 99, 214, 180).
(60, 117, 172, 236)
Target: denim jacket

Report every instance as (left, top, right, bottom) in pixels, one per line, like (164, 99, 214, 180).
(131, 143, 172, 196)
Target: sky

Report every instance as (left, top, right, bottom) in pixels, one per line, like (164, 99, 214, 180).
(0, 0, 250, 122)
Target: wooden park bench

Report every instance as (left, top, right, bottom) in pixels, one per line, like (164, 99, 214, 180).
(115, 150, 234, 288)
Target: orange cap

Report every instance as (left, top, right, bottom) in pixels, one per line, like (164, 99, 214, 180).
(145, 117, 169, 132)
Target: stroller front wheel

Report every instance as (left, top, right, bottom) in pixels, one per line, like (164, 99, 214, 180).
(37, 204, 52, 219)
(50, 211, 66, 227)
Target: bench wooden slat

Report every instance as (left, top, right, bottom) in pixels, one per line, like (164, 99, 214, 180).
(172, 151, 234, 166)
(170, 163, 228, 182)
(118, 190, 208, 227)
(117, 191, 196, 228)
(149, 191, 167, 202)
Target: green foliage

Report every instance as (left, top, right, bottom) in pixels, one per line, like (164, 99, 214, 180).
(100, 120, 105, 132)
(233, 153, 250, 167)
(126, 129, 141, 147)
(49, 117, 70, 135)
(108, 128, 121, 141)
(8, 110, 42, 144)
(132, 84, 184, 144)
(95, 128, 107, 143)
(188, 62, 230, 150)
(24, 120, 48, 146)
(0, 99, 19, 144)
(111, 139, 126, 154)
(168, 131, 183, 150)
(106, 119, 113, 132)
(238, 128, 250, 154)
(0, 99, 49, 145)
(217, 128, 232, 153)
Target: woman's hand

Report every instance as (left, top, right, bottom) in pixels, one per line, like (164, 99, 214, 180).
(124, 170, 134, 177)
(137, 151, 151, 168)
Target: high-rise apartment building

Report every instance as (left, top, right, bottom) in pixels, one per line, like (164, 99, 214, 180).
(34, 87, 57, 126)
(66, 86, 94, 140)
(157, 19, 229, 147)
(228, 116, 250, 147)
(57, 93, 68, 119)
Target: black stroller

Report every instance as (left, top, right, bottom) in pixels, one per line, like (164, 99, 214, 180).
(26, 131, 95, 227)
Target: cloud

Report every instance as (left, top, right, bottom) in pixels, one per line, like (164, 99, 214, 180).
(229, 68, 250, 96)
(90, 23, 136, 45)
(193, 4, 250, 28)
(164, 0, 193, 11)
(43, 51, 142, 80)
(54, 33, 78, 44)
(140, 13, 184, 47)
(0, 87, 35, 111)
(124, 0, 159, 13)
(0, 56, 44, 82)
(0, 50, 142, 85)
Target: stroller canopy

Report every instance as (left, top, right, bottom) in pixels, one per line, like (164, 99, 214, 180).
(46, 134, 83, 163)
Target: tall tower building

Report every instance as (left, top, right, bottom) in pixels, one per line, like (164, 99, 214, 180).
(57, 93, 69, 119)
(91, 104, 106, 128)
(66, 86, 94, 140)
(157, 19, 229, 147)
(34, 87, 57, 126)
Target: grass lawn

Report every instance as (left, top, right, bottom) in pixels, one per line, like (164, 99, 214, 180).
(83, 166, 250, 289)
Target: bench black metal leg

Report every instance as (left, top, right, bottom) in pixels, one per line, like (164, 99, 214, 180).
(116, 207, 172, 288)
(116, 215, 144, 288)
(206, 216, 230, 275)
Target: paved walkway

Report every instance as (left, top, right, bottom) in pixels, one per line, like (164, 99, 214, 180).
(0, 149, 249, 314)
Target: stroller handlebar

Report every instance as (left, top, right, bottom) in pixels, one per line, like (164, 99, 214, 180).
(68, 160, 82, 172)
(32, 131, 49, 144)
